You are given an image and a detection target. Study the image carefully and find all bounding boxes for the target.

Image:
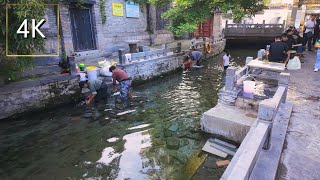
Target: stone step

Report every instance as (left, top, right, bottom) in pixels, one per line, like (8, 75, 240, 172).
(200, 103, 257, 143)
(34, 56, 61, 66)
(19, 65, 61, 77)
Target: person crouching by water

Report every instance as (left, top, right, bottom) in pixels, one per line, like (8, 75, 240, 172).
(79, 79, 108, 105)
(109, 66, 132, 108)
(222, 49, 230, 70)
(189, 48, 203, 66)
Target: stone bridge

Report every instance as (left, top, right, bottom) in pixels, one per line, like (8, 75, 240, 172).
(225, 20, 286, 43)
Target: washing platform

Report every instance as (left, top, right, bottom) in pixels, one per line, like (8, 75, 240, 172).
(201, 103, 257, 143)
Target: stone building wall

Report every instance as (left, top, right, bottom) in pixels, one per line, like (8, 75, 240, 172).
(59, 0, 174, 61)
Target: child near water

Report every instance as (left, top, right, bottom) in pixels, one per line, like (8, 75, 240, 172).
(314, 40, 320, 72)
(183, 56, 191, 71)
(222, 49, 230, 70)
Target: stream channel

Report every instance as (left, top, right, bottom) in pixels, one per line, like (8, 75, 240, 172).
(0, 48, 256, 180)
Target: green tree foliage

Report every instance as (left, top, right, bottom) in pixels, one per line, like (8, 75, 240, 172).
(163, 0, 265, 36)
(0, 0, 48, 80)
(134, 0, 265, 36)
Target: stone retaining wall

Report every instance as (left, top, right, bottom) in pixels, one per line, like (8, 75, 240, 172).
(0, 76, 80, 120)
(119, 40, 226, 82)
(0, 40, 226, 120)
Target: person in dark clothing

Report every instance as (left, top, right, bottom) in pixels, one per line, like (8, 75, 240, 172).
(303, 15, 317, 51)
(269, 36, 290, 64)
(313, 18, 320, 46)
(292, 35, 305, 53)
(282, 33, 294, 50)
(285, 29, 295, 40)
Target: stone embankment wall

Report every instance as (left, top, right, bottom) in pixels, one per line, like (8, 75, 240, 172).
(0, 40, 226, 120)
(0, 76, 80, 120)
(120, 40, 226, 82)
(119, 53, 183, 82)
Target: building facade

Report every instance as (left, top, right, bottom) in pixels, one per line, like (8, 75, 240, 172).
(57, 0, 173, 62)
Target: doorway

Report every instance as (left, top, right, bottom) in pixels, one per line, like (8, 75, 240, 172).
(69, 6, 96, 52)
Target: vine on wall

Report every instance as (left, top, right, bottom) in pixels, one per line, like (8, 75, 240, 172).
(100, 0, 107, 24)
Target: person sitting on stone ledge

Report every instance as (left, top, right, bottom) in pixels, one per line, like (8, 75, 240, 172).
(269, 36, 290, 65)
(79, 79, 108, 105)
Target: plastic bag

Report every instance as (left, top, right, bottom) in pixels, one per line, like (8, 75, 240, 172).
(98, 60, 111, 68)
(100, 67, 112, 77)
(287, 56, 301, 70)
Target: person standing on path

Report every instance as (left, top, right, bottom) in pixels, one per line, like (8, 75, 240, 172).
(221, 49, 230, 70)
(313, 18, 320, 46)
(303, 15, 317, 51)
(314, 40, 320, 72)
(109, 66, 132, 108)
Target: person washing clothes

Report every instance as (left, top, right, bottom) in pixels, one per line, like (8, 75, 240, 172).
(79, 79, 108, 105)
(109, 66, 132, 107)
(221, 49, 230, 70)
(189, 48, 203, 66)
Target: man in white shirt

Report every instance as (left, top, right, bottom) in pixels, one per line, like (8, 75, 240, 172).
(303, 15, 316, 51)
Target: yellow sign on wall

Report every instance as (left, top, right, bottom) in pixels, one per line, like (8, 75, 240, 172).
(112, 3, 124, 16)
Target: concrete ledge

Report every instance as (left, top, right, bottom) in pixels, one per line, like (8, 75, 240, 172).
(200, 103, 256, 143)
(0, 74, 79, 120)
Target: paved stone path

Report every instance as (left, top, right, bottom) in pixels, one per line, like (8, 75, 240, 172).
(278, 51, 320, 179)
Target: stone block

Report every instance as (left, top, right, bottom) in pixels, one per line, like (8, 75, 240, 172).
(200, 103, 256, 143)
(257, 100, 276, 122)
(278, 72, 290, 85)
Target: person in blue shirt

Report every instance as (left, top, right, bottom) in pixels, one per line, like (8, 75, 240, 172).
(188, 47, 203, 66)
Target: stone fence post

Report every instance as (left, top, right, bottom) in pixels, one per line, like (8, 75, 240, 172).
(177, 43, 182, 53)
(118, 49, 125, 65)
(257, 99, 275, 150)
(162, 43, 168, 56)
(278, 72, 290, 103)
(68, 56, 76, 76)
(225, 67, 236, 91)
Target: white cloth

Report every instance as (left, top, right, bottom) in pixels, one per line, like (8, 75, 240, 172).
(223, 54, 230, 66)
(124, 53, 132, 64)
(305, 20, 316, 34)
(287, 56, 301, 70)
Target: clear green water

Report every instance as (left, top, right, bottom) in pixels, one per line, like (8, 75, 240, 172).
(0, 49, 256, 180)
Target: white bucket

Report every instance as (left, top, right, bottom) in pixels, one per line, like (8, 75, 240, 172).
(246, 57, 253, 64)
(87, 68, 98, 81)
(243, 80, 255, 98)
(257, 49, 265, 60)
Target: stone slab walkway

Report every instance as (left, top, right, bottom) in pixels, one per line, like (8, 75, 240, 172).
(278, 51, 320, 179)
